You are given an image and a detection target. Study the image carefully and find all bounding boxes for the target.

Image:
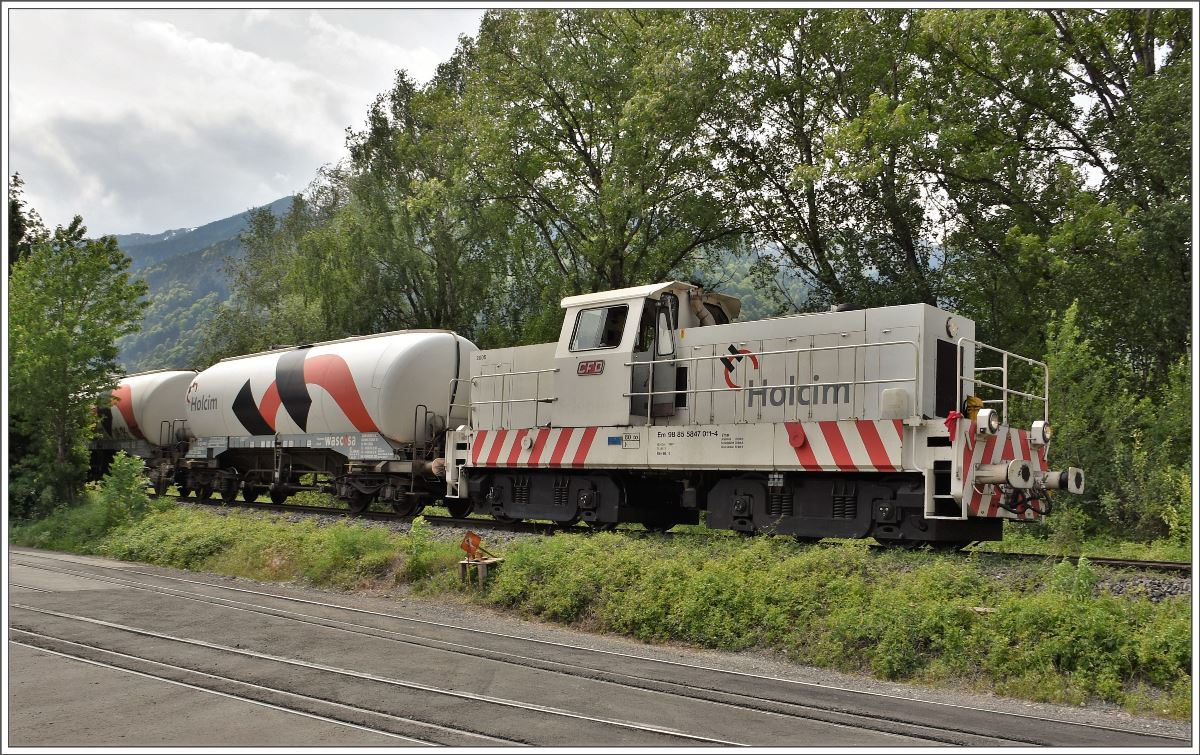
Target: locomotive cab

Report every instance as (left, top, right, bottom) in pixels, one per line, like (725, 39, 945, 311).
(553, 282, 738, 426)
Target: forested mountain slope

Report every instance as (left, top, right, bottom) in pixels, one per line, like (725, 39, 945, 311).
(115, 197, 293, 371)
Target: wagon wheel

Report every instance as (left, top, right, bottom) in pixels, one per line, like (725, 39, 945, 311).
(927, 540, 975, 553)
(178, 484, 192, 499)
(345, 491, 374, 514)
(444, 499, 473, 519)
(220, 479, 241, 503)
(241, 486, 262, 503)
(153, 476, 170, 499)
(196, 484, 213, 501)
(269, 488, 289, 505)
(390, 496, 421, 517)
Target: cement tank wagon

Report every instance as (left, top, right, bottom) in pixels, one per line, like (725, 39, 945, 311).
(181, 330, 476, 512)
(102, 370, 196, 447)
(185, 330, 475, 441)
(89, 369, 196, 493)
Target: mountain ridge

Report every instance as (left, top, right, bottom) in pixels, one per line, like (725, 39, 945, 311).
(117, 196, 294, 371)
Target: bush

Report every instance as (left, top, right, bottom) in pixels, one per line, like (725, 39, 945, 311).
(1042, 304, 1192, 546)
(96, 451, 152, 524)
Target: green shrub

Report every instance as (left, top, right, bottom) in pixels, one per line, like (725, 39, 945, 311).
(302, 522, 396, 586)
(96, 451, 152, 523)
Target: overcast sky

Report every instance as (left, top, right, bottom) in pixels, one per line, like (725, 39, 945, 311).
(6, 7, 484, 235)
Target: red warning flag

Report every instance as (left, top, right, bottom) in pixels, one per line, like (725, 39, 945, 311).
(460, 531, 482, 559)
(945, 410, 963, 443)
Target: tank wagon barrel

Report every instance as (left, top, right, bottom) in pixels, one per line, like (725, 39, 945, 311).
(181, 330, 476, 511)
(89, 369, 197, 489)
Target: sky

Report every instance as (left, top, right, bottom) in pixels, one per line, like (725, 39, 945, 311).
(5, 7, 484, 235)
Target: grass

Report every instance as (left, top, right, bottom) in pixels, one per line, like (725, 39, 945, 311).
(10, 484, 1192, 721)
(11, 493, 464, 592)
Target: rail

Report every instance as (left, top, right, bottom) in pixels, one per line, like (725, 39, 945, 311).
(955, 338, 1048, 425)
(623, 339, 921, 425)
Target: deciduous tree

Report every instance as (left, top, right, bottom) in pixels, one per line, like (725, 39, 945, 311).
(9, 217, 148, 509)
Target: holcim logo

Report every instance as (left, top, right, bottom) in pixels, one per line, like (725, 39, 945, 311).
(745, 377, 850, 407)
(186, 382, 219, 412)
(720, 343, 850, 406)
(720, 345, 760, 389)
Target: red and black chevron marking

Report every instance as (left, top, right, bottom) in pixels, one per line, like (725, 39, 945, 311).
(231, 352, 379, 435)
(111, 384, 144, 440)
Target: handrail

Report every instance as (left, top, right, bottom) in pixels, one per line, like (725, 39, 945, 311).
(955, 337, 1048, 424)
(624, 339, 921, 425)
(464, 366, 560, 428)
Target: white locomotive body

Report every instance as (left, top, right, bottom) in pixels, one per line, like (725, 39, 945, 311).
(446, 282, 1083, 544)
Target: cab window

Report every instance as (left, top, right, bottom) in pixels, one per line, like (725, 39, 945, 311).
(570, 305, 629, 351)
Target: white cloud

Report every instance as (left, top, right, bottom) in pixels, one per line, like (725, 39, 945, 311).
(6, 8, 482, 233)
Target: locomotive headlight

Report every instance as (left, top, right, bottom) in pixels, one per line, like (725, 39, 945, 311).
(976, 408, 1000, 435)
(1030, 420, 1051, 446)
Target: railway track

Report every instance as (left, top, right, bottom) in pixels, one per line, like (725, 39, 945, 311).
(14, 549, 1186, 747)
(972, 551, 1192, 574)
(168, 492, 1192, 575)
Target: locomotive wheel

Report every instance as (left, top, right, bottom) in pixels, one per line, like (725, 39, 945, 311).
(873, 538, 923, 550)
(584, 520, 617, 532)
(345, 491, 374, 514)
(492, 513, 522, 524)
(444, 499, 473, 519)
(269, 489, 289, 505)
(643, 521, 675, 533)
(242, 486, 262, 503)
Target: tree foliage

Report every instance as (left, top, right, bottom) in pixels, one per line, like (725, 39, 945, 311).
(8, 172, 46, 273)
(177, 8, 1188, 540)
(9, 217, 149, 510)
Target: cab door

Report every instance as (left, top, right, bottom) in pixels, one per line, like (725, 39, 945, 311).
(630, 296, 679, 423)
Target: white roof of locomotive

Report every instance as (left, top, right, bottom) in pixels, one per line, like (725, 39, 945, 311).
(560, 281, 694, 309)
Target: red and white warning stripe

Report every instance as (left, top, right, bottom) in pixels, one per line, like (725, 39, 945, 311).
(783, 420, 904, 472)
(469, 427, 599, 468)
(959, 421, 1048, 520)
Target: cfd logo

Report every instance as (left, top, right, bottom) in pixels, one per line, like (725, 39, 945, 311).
(577, 360, 605, 376)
